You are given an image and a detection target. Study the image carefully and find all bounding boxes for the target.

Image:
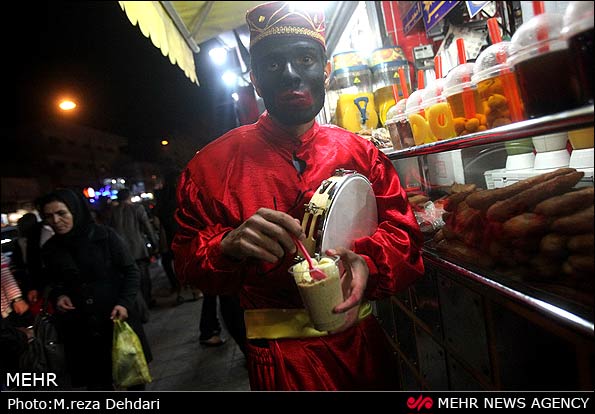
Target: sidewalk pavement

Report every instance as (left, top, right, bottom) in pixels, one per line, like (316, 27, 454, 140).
(143, 260, 250, 391)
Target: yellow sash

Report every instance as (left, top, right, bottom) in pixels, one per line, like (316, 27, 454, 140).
(244, 302, 373, 339)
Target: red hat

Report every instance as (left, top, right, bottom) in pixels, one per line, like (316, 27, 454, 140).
(246, 1, 326, 50)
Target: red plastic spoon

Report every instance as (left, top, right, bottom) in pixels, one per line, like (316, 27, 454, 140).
(292, 236, 326, 281)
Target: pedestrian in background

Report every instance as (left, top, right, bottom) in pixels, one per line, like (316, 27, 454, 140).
(39, 188, 152, 390)
(108, 188, 159, 310)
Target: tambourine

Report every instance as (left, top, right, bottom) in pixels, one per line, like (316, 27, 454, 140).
(301, 169, 378, 257)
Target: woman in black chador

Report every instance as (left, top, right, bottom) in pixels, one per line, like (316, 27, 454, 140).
(39, 188, 152, 390)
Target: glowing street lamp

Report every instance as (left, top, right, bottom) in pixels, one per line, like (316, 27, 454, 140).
(161, 139, 169, 146)
(58, 99, 77, 111)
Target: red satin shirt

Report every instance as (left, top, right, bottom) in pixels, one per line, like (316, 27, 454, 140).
(173, 112, 424, 308)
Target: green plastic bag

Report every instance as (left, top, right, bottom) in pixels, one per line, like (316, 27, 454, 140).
(112, 319, 152, 388)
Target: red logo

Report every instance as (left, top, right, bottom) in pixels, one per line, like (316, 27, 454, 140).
(407, 395, 434, 411)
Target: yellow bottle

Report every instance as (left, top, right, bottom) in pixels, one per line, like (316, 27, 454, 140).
(335, 93, 379, 133)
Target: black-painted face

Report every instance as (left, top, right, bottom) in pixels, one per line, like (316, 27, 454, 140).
(251, 37, 327, 126)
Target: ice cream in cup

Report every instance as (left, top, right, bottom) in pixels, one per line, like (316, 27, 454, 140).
(289, 255, 345, 331)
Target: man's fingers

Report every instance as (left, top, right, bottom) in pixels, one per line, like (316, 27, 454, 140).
(237, 237, 283, 263)
(257, 208, 304, 238)
(334, 287, 363, 313)
(249, 211, 299, 256)
(224, 208, 304, 262)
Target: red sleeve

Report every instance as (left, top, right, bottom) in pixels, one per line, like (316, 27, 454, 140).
(171, 168, 245, 295)
(353, 152, 425, 300)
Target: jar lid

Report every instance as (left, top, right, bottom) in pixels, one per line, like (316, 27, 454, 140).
(421, 78, 446, 107)
(404, 89, 425, 115)
(386, 98, 409, 123)
(370, 47, 406, 67)
(472, 42, 514, 84)
(443, 63, 476, 97)
(562, 1, 594, 38)
(509, 13, 567, 65)
(332, 50, 368, 71)
(370, 60, 409, 73)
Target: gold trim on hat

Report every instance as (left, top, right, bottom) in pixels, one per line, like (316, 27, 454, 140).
(250, 26, 325, 47)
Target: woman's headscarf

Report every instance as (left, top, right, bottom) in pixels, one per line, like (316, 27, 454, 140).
(37, 188, 95, 244)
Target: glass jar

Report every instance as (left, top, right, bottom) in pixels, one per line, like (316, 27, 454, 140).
(509, 13, 583, 118)
(422, 78, 455, 140)
(331, 51, 372, 91)
(405, 89, 436, 145)
(443, 62, 486, 136)
(370, 47, 411, 126)
(562, 1, 594, 105)
(472, 42, 526, 129)
(385, 99, 414, 149)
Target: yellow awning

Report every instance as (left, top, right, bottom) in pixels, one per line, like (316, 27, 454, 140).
(119, 1, 199, 84)
(118, 1, 266, 86)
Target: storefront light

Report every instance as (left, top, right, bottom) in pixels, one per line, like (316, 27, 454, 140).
(222, 71, 238, 87)
(83, 187, 95, 198)
(209, 47, 228, 65)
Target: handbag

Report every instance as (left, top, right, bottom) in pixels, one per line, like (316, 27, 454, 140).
(19, 299, 65, 375)
(112, 319, 152, 388)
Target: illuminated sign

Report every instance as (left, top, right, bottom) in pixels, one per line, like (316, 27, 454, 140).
(422, 1, 459, 33)
(402, 2, 423, 34)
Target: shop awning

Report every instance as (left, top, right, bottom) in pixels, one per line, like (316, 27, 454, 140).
(119, 2, 356, 86)
(118, 1, 264, 85)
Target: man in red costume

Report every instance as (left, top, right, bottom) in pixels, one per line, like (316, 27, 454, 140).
(173, 1, 424, 390)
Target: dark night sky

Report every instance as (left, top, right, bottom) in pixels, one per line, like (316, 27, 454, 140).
(14, 1, 217, 161)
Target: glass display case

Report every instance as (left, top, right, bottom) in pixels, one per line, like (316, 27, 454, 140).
(376, 104, 594, 390)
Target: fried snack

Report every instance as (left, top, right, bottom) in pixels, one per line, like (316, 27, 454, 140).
(567, 255, 595, 273)
(408, 194, 430, 206)
(502, 213, 549, 238)
(444, 191, 473, 212)
(436, 239, 494, 268)
(567, 234, 594, 254)
(529, 256, 561, 280)
(441, 225, 459, 240)
(453, 201, 473, 221)
(510, 236, 542, 253)
(466, 167, 575, 211)
(488, 240, 504, 257)
(550, 205, 595, 234)
(450, 183, 477, 194)
(488, 241, 518, 267)
(486, 171, 584, 222)
(460, 210, 484, 247)
(561, 261, 574, 275)
(539, 233, 569, 258)
(533, 186, 594, 217)
(512, 249, 532, 264)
